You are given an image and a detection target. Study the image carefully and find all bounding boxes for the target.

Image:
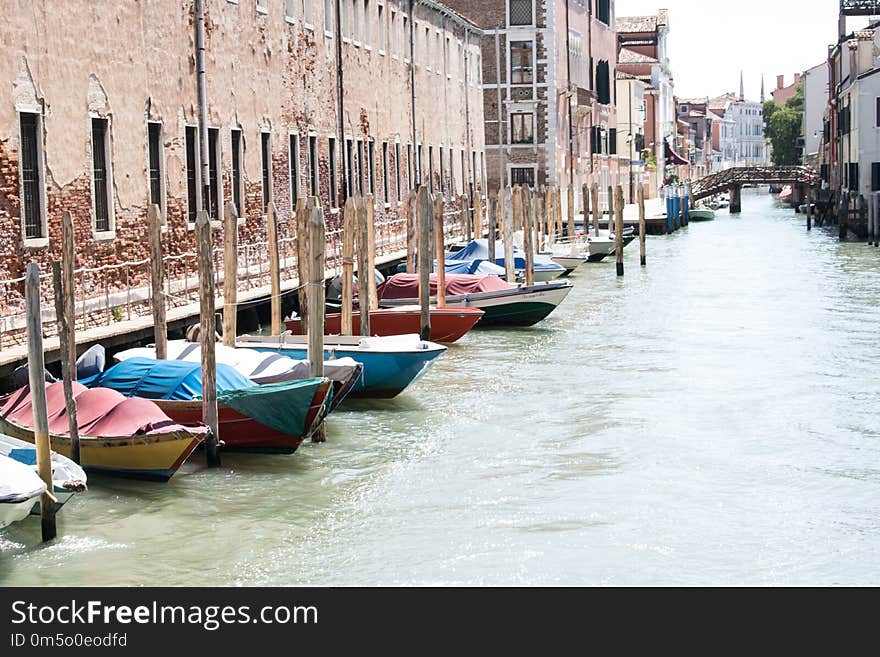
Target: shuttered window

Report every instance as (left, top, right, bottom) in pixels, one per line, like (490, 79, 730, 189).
(510, 166, 535, 187)
(208, 127, 220, 220)
(186, 126, 199, 224)
(597, 0, 610, 25)
(147, 123, 163, 209)
(19, 113, 44, 239)
(596, 60, 611, 105)
(329, 137, 338, 207)
(289, 134, 300, 210)
(91, 117, 111, 232)
(872, 163, 880, 192)
(309, 135, 319, 198)
(849, 163, 859, 192)
(261, 132, 271, 211)
(609, 128, 617, 155)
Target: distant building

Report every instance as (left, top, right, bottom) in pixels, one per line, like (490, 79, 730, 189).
(616, 74, 647, 203)
(802, 62, 829, 173)
(676, 97, 712, 178)
(709, 85, 768, 167)
(616, 9, 675, 193)
(772, 73, 802, 107)
(708, 106, 736, 171)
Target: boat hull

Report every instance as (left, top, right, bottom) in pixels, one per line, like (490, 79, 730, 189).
(689, 209, 715, 221)
(287, 307, 484, 343)
(154, 380, 334, 454)
(380, 283, 573, 327)
(238, 338, 446, 399)
(1, 496, 39, 529)
(0, 416, 202, 482)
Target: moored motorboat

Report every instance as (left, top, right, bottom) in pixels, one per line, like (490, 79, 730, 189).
(238, 333, 446, 399)
(376, 273, 573, 327)
(114, 341, 363, 411)
(0, 381, 205, 481)
(0, 454, 45, 530)
(0, 433, 87, 513)
(447, 239, 566, 282)
(286, 306, 484, 343)
(81, 358, 334, 454)
(689, 207, 716, 221)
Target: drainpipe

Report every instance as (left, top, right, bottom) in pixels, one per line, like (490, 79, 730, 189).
(464, 29, 474, 201)
(335, 0, 347, 204)
(495, 26, 505, 191)
(565, 0, 574, 191)
(195, 0, 210, 213)
(409, 0, 418, 186)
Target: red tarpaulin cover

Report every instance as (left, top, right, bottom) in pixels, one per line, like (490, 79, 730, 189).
(0, 381, 185, 437)
(665, 140, 689, 166)
(377, 273, 513, 300)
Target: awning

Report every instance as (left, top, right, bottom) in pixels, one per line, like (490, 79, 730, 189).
(664, 140, 689, 166)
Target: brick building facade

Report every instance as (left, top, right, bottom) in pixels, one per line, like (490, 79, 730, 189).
(0, 0, 485, 330)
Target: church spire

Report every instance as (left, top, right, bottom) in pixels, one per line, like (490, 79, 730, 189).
(760, 74, 765, 103)
(740, 71, 745, 102)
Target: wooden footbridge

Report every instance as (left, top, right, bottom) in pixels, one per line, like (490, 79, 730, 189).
(690, 166, 819, 211)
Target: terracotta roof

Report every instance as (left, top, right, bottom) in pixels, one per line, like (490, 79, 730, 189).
(618, 48, 658, 64)
(678, 97, 708, 105)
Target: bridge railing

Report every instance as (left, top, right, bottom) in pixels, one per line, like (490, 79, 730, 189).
(691, 166, 819, 200)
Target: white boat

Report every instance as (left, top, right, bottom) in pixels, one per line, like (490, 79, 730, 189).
(689, 207, 716, 221)
(0, 433, 87, 514)
(0, 453, 46, 529)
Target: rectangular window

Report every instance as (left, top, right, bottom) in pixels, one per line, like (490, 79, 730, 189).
(510, 41, 533, 84)
(435, 32, 441, 73)
(510, 166, 535, 187)
(341, 0, 350, 37)
(329, 137, 338, 207)
(363, 0, 371, 47)
(382, 141, 390, 203)
(876, 97, 880, 128)
(231, 128, 243, 216)
(207, 127, 221, 220)
(353, 0, 361, 41)
(449, 148, 455, 195)
(390, 9, 398, 54)
(256, 0, 268, 14)
(472, 151, 478, 190)
(407, 144, 413, 190)
(849, 162, 859, 192)
(439, 146, 445, 195)
(147, 122, 164, 211)
(308, 135, 319, 197)
(91, 117, 112, 232)
(428, 146, 434, 193)
(609, 128, 617, 155)
(19, 112, 45, 240)
(345, 138, 355, 197)
(324, 0, 334, 32)
(284, 0, 295, 22)
(356, 139, 365, 194)
(289, 134, 300, 210)
(425, 27, 431, 68)
(461, 150, 467, 194)
(596, 0, 610, 25)
(378, 4, 385, 52)
(368, 140, 376, 195)
(304, 0, 313, 25)
(395, 142, 402, 201)
(509, 0, 533, 26)
(403, 15, 409, 60)
(511, 112, 534, 144)
(261, 132, 271, 211)
(417, 144, 423, 187)
(185, 126, 199, 224)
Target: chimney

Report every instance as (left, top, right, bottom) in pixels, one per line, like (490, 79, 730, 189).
(776, 75, 784, 90)
(794, 73, 802, 84)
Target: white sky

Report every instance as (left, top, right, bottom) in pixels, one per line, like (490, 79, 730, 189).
(617, 0, 873, 100)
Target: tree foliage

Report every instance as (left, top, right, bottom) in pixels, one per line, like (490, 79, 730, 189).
(763, 84, 804, 166)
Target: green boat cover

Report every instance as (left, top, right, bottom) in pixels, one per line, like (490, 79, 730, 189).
(218, 378, 333, 437)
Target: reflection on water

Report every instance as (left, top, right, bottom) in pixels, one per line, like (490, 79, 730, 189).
(2, 190, 879, 585)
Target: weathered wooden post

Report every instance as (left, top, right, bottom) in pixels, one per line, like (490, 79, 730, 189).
(266, 201, 282, 335)
(638, 184, 647, 267)
(462, 194, 472, 242)
(496, 187, 505, 240)
(523, 187, 535, 286)
(488, 195, 498, 263)
(306, 203, 326, 442)
(839, 194, 849, 240)
(502, 187, 516, 283)
(582, 183, 590, 241)
(25, 263, 56, 541)
(341, 197, 356, 335)
(607, 185, 615, 232)
(512, 185, 523, 248)
(406, 190, 418, 273)
(147, 204, 167, 359)
(434, 196, 447, 309)
(356, 197, 372, 336)
(417, 186, 433, 341)
(615, 185, 625, 277)
(195, 210, 220, 467)
(730, 185, 742, 214)
(222, 202, 239, 347)
(567, 185, 575, 242)
(473, 193, 483, 239)
(807, 188, 813, 232)
(60, 211, 77, 374)
(52, 262, 80, 465)
(295, 198, 310, 327)
(366, 195, 379, 310)
(591, 183, 600, 237)
(555, 187, 564, 243)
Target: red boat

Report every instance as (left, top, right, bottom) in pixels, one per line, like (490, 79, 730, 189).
(285, 306, 484, 343)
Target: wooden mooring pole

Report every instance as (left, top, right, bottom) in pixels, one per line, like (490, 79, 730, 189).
(60, 211, 77, 374)
(806, 188, 813, 232)
(567, 185, 575, 241)
(434, 196, 446, 309)
(307, 203, 326, 443)
(502, 187, 516, 283)
(638, 184, 647, 267)
(147, 204, 167, 359)
(52, 262, 80, 465)
(615, 185, 625, 277)
(295, 198, 310, 326)
(195, 210, 220, 467)
(488, 194, 498, 263)
(357, 196, 372, 336)
(266, 201, 282, 336)
(366, 195, 379, 310)
(591, 183, 600, 237)
(222, 202, 239, 347)
(341, 197, 356, 335)
(406, 190, 417, 273)
(417, 186, 433, 341)
(25, 263, 56, 541)
(523, 187, 535, 286)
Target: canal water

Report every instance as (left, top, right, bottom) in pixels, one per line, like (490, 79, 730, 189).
(2, 190, 879, 586)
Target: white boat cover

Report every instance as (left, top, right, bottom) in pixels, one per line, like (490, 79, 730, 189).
(0, 453, 45, 504)
(0, 433, 87, 494)
(114, 341, 361, 385)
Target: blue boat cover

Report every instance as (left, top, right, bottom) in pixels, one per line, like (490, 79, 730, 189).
(447, 239, 563, 273)
(80, 357, 255, 401)
(440, 258, 507, 276)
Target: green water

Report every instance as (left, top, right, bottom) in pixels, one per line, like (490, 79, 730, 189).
(2, 190, 879, 585)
